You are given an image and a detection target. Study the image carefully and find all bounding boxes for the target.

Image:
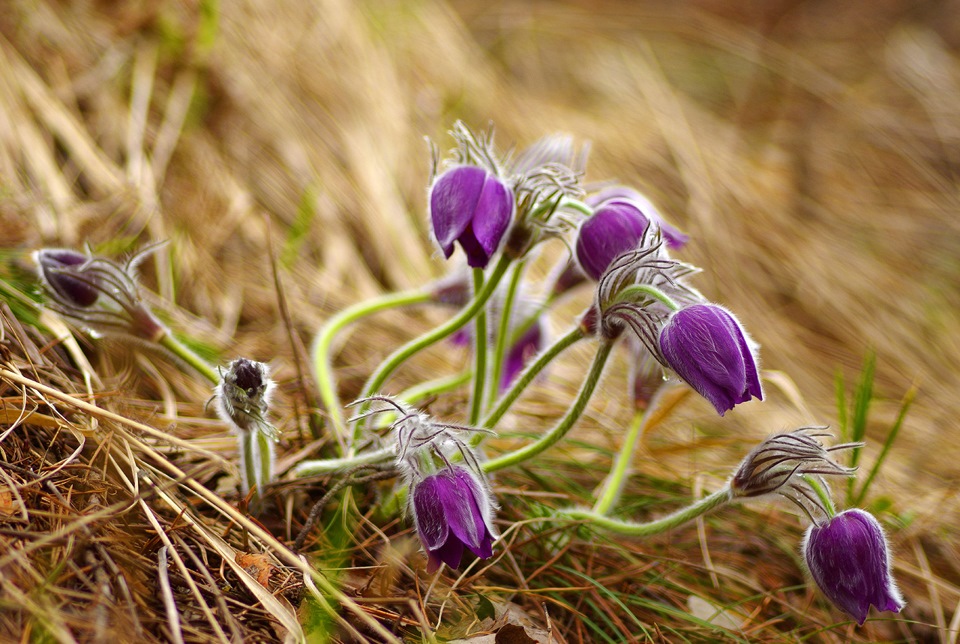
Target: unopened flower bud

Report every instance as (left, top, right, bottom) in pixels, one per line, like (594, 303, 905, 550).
(803, 509, 905, 625)
(36, 249, 100, 308)
(586, 187, 688, 250)
(411, 465, 497, 572)
(215, 358, 277, 439)
(658, 303, 762, 415)
(575, 201, 652, 281)
(33, 245, 167, 343)
(430, 165, 514, 269)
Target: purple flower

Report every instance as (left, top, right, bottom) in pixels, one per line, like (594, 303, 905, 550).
(430, 165, 514, 269)
(658, 303, 762, 415)
(803, 509, 905, 625)
(586, 186, 688, 250)
(500, 320, 544, 392)
(35, 248, 100, 308)
(575, 201, 652, 281)
(411, 466, 497, 572)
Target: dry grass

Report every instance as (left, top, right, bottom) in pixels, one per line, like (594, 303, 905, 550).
(1, 0, 959, 641)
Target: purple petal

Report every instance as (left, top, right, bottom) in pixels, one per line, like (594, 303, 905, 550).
(430, 166, 487, 258)
(575, 202, 650, 280)
(411, 475, 451, 552)
(804, 509, 905, 625)
(500, 321, 544, 392)
(586, 187, 689, 250)
(439, 469, 490, 555)
(472, 175, 513, 259)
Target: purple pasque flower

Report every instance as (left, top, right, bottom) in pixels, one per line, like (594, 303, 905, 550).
(803, 509, 905, 625)
(430, 165, 514, 269)
(575, 200, 653, 281)
(658, 303, 762, 415)
(35, 248, 101, 308)
(34, 244, 168, 342)
(411, 466, 497, 572)
(500, 319, 544, 392)
(586, 186, 688, 251)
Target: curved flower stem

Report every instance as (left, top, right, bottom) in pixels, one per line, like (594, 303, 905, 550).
(468, 268, 488, 425)
(357, 255, 511, 411)
(478, 325, 586, 434)
(558, 487, 731, 536)
(482, 338, 613, 473)
(803, 475, 837, 519)
(312, 289, 432, 451)
(292, 445, 395, 478)
(487, 259, 526, 409)
(398, 371, 471, 406)
(158, 332, 220, 385)
(592, 408, 649, 515)
(613, 284, 680, 311)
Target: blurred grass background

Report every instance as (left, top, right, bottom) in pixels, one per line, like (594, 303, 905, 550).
(1, 0, 959, 641)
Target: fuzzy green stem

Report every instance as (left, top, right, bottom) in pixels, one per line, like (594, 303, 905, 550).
(239, 431, 258, 501)
(468, 268, 488, 425)
(358, 256, 511, 406)
(312, 289, 431, 449)
(398, 371, 471, 406)
(482, 339, 613, 473)
(293, 445, 394, 478)
(487, 260, 526, 409)
(479, 325, 586, 433)
(803, 475, 836, 519)
(559, 487, 731, 536)
(613, 284, 680, 311)
(158, 332, 220, 385)
(592, 408, 648, 515)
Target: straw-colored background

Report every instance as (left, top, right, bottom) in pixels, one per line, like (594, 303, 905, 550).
(2, 0, 958, 640)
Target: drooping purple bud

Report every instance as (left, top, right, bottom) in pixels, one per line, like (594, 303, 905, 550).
(411, 466, 497, 572)
(430, 166, 514, 269)
(575, 201, 651, 281)
(803, 509, 905, 625)
(658, 303, 762, 415)
(35, 249, 100, 308)
(586, 187, 688, 250)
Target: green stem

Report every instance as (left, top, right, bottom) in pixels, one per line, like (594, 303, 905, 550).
(592, 408, 648, 515)
(803, 475, 836, 519)
(482, 339, 613, 473)
(398, 371, 471, 406)
(239, 431, 258, 501)
(479, 325, 585, 433)
(158, 332, 220, 385)
(558, 487, 731, 536)
(613, 284, 680, 311)
(293, 445, 394, 478)
(357, 256, 511, 411)
(487, 260, 526, 410)
(468, 268, 488, 425)
(312, 289, 431, 450)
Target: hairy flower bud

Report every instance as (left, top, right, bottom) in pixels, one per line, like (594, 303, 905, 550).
(586, 187, 688, 250)
(803, 509, 905, 625)
(575, 201, 652, 281)
(33, 245, 167, 342)
(658, 303, 762, 415)
(411, 466, 497, 571)
(430, 165, 513, 269)
(36, 248, 100, 308)
(215, 358, 277, 438)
